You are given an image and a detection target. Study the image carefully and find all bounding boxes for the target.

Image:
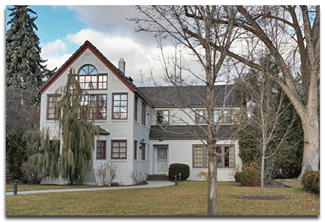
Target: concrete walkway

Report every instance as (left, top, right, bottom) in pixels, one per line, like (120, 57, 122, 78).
(6, 181, 175, 196)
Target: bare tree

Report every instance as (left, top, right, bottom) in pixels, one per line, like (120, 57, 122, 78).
(239, 65, 297, 195)
(183, 5, 320, 178)
(130, 5, 243, 215)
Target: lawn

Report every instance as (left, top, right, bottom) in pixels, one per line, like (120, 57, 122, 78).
(6, 180, 319, 216)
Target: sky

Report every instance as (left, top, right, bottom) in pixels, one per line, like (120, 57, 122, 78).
(5, 5, 178, 86)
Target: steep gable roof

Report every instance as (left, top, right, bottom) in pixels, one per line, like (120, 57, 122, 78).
(40, 40, 136, 95)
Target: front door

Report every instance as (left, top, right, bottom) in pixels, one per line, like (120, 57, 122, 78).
(155, 145, 168, 174)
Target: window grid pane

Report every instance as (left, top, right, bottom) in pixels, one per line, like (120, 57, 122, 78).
(111, 140, 127, 159)
(47, 95, 61, 120)
(96, 141, 106, 159)
(77, 65, 107, 90)
(112, 94, 128, 119)
(193, 145, 204, 168)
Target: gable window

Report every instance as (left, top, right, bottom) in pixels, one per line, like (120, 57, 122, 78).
(77, 64, 107, 90)
(80, 94, 107, 119)
(134, 96, 138, 122)
(112, 93, 128, 119)
(47, 95, 61, 120)
(157, 110, 169, 125)
(192, 144, 234, 168)
(111, 140, 127, 159)
(96, 141, 106, 159)
(141, 101, 146, 125)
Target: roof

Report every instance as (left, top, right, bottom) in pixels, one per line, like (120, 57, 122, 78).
(40, 40, 137, 95)
(138, 85, 240, 108)
(149, 124, 238, 140)
(96, 125, 110, 135)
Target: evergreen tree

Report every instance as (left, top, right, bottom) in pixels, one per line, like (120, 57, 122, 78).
(6, 5, 46, 89)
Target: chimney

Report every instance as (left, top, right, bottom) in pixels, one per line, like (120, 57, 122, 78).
(118, 58, 126, 74)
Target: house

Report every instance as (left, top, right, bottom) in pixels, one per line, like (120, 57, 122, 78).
(39, 40, 242, 185)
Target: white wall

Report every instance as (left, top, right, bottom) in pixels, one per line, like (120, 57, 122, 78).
(149, 139, 241, 181)
(40, 48, 137, 185)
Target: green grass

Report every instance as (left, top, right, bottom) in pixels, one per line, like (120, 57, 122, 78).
(6, 180, 319, 216)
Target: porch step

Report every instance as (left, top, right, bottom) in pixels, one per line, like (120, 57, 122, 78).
(147, 174, 169, 181)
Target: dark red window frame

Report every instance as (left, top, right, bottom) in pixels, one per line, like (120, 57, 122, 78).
(47, 94, 61, 120)
(112, 93, 128, 120)
(141, 101, 146, 125)
(134, 96, 138, 122)
(141, 143, 146, 160)
(81, 94, 107, 120)
(76, 64, 107, 90)
(96, 140, 106, 159)
(111, 140, 127, 159)
(134, 140, 137, 160)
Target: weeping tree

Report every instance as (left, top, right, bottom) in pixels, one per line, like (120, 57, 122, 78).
(23, 128, 60, 183)
(54, 69, 99, 184)
(24, 69, 98, 184)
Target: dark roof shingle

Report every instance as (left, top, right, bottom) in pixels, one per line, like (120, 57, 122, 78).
(138, 85, 240, 108)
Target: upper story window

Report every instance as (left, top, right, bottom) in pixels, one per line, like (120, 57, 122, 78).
(47, 95, 61, 120)
(195, 109, 234, 124)
(112, 93, 128, 120)
(157, 110, 169, 125)
(77, 64, 107, 90)
(141, 101, 146, 126)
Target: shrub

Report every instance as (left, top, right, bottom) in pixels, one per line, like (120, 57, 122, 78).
(240, 167, 260, 186)
(21, 161, 44, 184)
(235, 172, 242, 183)
(168, 163, 190, 181)
(302, 170, 320, 194)
(96, 162, 117, 186)
(243, 162, 260, 170)
(196, 171, 208, 181)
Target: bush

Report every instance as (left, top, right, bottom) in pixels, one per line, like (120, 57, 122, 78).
(21, 161, 44, 184)
(301, 170, 320, 194)
(235, 172, 242, 182)
(168, 163, 190, 181)
(240, 167, 260, 186)
(96, 162, 117, 186)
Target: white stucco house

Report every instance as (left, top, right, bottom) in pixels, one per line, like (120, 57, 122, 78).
(39, 40, 242, 185)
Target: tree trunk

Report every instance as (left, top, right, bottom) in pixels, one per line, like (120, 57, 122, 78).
(299, 114, 320, 179)
(261, 146, 265, 196)
(207, 152, 218, 215)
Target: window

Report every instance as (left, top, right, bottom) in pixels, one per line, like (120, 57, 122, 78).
(111, 140, 127, 159)
(112, 93, 128, 119)
(47, 95, 61, 120)
(141, 101, 146, 125)
(77, 64, 107, 90)
(192, 144, 234, 168)
(194, 109, 233, 123)
(157, 110, 169, 125)
(195, 110, 205, 123)
(134, 141, 137, 160)
(141, 143, 146, 160)
(96, 141, 106, 159)
(134, 96, 138, 122)
(81, 94, 107, 119)
(49, 140, 60, 155)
